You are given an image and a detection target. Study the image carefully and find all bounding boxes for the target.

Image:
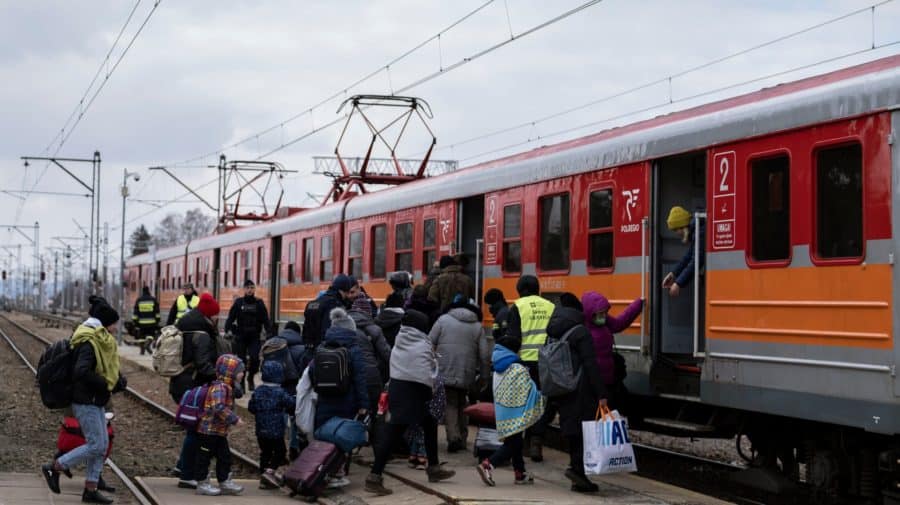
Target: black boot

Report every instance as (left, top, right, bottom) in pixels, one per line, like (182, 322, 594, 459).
(41, 463, 61, 494)
(82, 488, 114, 504)
(97, 476, 116, 493)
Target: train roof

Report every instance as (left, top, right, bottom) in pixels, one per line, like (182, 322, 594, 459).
(128, 54, 900, 267)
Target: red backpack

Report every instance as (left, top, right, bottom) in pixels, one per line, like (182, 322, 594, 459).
(175, 384, 210, 431)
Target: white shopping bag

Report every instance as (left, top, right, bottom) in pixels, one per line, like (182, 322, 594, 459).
(582, 407, 638, 475)
(294, 367, 318, 436)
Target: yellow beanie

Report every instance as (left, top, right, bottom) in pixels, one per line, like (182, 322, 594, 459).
(666, 206, 691, 230)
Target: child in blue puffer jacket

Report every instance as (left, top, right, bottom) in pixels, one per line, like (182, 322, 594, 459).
(248, 360, 296, 489)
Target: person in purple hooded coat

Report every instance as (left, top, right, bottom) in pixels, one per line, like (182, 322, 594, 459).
(580, 291, 643, 407)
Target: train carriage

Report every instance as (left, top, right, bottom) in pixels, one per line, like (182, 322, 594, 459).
(126, 55, 900, 501)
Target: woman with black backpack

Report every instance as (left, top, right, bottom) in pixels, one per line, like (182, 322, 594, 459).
(41, 296, 126, 504)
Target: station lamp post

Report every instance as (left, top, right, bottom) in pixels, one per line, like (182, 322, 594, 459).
(119, 169, 140, 343)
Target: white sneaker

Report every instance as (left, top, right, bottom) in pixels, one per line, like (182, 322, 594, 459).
(327, 476, 351, 488)
(219, 479, 244, 495)
(195, 481, 221, 496)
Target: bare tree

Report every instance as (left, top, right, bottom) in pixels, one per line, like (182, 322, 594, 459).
(151, 208, 216, 247)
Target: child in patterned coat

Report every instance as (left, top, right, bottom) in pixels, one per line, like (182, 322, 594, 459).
(195, 354, 245, 497)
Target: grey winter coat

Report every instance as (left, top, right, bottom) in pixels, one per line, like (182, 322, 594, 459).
(429, 307, 483, 390)
(390, 324, 436, 389)
(349, 310, 392, 383)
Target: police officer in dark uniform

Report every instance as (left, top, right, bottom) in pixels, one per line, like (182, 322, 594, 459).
(225, 279, 272, 390)
(132, 286, 160, 355)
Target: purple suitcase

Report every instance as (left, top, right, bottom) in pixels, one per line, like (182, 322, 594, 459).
(283, 440, 345, 501)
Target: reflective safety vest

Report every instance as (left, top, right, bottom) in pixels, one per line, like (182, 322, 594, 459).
(176, 294, 199, 321)
(514, 295, 555, 362)
(134, 298, 159, 327)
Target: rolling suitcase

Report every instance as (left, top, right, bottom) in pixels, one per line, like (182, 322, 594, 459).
(283, 440, 345, 502)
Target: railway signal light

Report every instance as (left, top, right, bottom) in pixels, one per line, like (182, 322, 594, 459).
(1, 271, 5, 280)
(40, 271, 46, 281)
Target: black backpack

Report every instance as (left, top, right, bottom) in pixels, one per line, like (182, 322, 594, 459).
(312, 342, 350, 396)
(37, 339, 75, 409)
(302, 299, 323, 347)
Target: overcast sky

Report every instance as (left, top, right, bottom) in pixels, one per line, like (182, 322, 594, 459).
(1, 0, 899, 277)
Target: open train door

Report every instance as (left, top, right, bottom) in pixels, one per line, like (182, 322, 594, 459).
(649, 151, 707, 398)
(457, 195, 485, 301)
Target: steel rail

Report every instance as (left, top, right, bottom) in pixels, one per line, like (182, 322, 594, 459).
(5, 313, 261, 470)
(0, 318, 156, 505)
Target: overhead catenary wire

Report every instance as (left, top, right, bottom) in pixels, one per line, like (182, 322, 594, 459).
(17, 0, 163, 222)
(165, 0, 499, 168)
(436, 0, 897, 155)
(459, 39, 900, 164)
(254, 0, 605, 161)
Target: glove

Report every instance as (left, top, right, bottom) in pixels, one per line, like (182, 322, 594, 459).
(113, 375, 128, 393)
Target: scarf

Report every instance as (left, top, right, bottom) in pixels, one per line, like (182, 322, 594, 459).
(71, 320, 120, 391)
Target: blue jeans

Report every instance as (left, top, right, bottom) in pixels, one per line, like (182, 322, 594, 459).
(176, 430, 199, 480)
(57, 404, 107, 482)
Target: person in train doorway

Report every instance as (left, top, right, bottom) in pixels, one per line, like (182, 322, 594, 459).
(166, 282, 199, 325)
(225, 279, 273, 391)
(427, 255, 475, 313)
(496, 275, 556, 462)
(662, 205, 706, 297)
(303, 274, 359, 348)
(484, 288, 510, 341)
(132, 285, 160, 355)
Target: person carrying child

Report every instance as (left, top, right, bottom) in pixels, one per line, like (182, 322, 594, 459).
(475, 343, 544, 487)
(249, 360, 296, 490)
(194, 354, 245, 496)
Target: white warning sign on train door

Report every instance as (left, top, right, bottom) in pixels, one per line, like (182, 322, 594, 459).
(712, 151, 736, 250)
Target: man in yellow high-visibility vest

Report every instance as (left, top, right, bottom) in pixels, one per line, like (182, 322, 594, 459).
(497, 274, 555, 462)
(132, 286, 160, 355)
(166, 283, 199, 326)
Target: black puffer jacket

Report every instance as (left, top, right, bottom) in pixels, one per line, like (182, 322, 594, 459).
(168, 309, 218, 403)
(70, 342, 125, 406)
(546, 306, 607, 436)
(374, 307, 404, 347)
(349, 310, 392, 384)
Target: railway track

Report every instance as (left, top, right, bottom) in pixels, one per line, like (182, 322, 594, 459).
(9, 311, 805, 504)
(0, 313, 262, 505)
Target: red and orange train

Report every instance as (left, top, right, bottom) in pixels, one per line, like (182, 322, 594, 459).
(127, 55, 900, 501)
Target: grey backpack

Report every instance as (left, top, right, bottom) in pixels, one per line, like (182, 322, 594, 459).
(538, 326, 581, 397)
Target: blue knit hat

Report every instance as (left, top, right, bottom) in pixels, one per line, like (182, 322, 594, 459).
(261, 360, 284, 384)
(331, 274, 357, 292)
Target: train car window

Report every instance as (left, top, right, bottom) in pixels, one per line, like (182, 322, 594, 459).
(540, 193, 570, 271)
(349, 231, 363, 280)
(372, 224, 387, 279)
(288, 241, 297, 284)
(588, 190, 614, 269)
(503, 204, 522, 273)
(395, 222, 414, 274)
(423, 218, 437, 273)
(244, 249, 253, 285)
(320, 235, 333, 282)
(303, 237, 314, 282)
(751, 155, 790, 262)
(232, 251, 239, 287)
(816, 144, 863, 259)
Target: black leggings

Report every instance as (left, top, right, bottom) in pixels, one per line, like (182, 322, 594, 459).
(195, 433, 232, 483)
(489, 432, 524, 472)
(372, 414, 438, 475)
(258, 436, 286, 471)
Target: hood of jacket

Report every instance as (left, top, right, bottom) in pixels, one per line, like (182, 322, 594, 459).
(546, 306, 585, 338)
(348, 309, 376, 328)
(581, 291, 611, 322)
(261, 359, 285, 384)
(492, 344, 518, 373)
(324, 325, 358, 347)
(281, 327, 303, 346)
(376, 307, 404, 324)
(215, 353, 245, 386)
(447, 306, 478, 324)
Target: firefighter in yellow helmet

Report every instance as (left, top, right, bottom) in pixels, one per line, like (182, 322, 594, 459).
(132, 286, 160, 354)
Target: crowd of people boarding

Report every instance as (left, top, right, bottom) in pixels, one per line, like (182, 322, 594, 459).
(38, 251, 643, 501)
